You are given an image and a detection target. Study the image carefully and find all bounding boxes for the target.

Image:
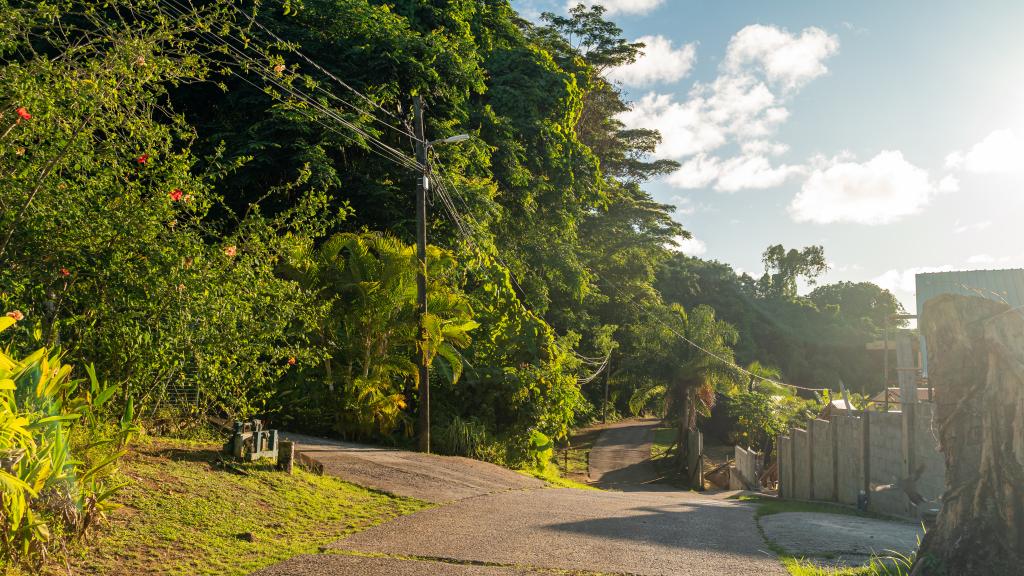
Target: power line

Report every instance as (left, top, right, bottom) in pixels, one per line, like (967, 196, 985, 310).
(154, 0, 422, 172)
(149, 2, 826, 394)
(429, 158, 827, 393)
(227, 3, 415, 138)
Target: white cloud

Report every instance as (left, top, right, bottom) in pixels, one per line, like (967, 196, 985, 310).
(966, 254, 1011, 265)
(789, 151, 936, 225)
(724, 24, 839, 92)
(937, 174, 960, 193)
(666, 154, 721, 188)
(952, 129, 1024, 174)
(714, 156, 802, 192)
(668, 195, 696, 215)
(873, 265, 956, 295)
(607, 36, 696, 87)
(670, 235, 707, 256)
(618, 93, 725, 160)
(944, 151, 964, 170)
(953, 219, 992, 234)
(741, 140, 789, 157)
(618, 25, 838, 192)
(567, 0, 664, 16)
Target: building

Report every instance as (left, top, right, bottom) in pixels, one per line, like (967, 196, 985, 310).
(917, 268, 1024, 374)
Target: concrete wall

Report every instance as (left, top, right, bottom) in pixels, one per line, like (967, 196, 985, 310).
(777, 406, 945, 519)
(868, 411, 909, 516)
(913, 403, 945, 503)
(834, 414, 864, 505)
(792, 428, 811, 500)
(810, 419, 835, 501)
(732, 445, 762, 490)
(778, 435, 792, 499)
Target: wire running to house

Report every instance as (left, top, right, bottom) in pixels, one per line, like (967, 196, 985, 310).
(430, 157, 828, 393)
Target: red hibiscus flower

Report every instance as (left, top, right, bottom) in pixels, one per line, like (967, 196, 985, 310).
(137, 154, 149, 164)
(60, 268, 70, 277)
(169, 189, 184, 202)
(15, 107, 31, 120)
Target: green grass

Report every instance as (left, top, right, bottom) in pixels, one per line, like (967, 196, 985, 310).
(651, 426, 677, 461)
(782, 555, 914, 576)
(737, 495, 917, 576)
(552, 447, 590, 476)
(522, 463, 600, 490)
(736, 494, 875, 519)
(44, 437, 429, 576)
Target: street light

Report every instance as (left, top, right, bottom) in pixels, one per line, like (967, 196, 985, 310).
(413, 94, 471, 454)
(429, 134, 470, 146)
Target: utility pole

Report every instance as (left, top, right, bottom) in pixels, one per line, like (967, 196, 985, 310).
(413, 95, 430, 454)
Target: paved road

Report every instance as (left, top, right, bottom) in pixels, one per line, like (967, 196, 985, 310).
(257, 424, 786, 576)
(761, 512, 924, 568)
(588, 418, 662, 488)
(283, 433, 543, 503)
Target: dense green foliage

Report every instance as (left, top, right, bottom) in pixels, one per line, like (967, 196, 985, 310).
(656, 248, 905, 396)
(1, 0, 907, 520)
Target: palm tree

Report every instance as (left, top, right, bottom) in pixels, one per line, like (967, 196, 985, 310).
(628, 303, 743, 479)
(280, 232, 477, 438)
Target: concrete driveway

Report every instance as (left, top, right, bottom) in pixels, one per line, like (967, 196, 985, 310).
(257, 425, 786, 576)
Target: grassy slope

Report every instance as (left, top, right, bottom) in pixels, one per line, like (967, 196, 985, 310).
(45, 438, 429, 576)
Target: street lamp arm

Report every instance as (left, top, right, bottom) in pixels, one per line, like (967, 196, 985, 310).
(428, 134, 471, 147)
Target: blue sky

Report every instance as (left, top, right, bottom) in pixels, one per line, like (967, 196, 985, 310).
(512, 0, 1024, 312)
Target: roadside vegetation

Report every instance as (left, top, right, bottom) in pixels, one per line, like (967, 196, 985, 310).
(39, 438, 428, 576)
(1, 0, 912, 572)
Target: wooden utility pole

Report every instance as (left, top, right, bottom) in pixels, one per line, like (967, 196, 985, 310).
(413, 95, 430, 454)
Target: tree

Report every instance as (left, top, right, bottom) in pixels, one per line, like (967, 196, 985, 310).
(914, 295, 1024, 575)
(276, 232, 477, 439)
(758, 244, 828, 299)
(809, 281, 905, 331)
(624, 304, 743, 480)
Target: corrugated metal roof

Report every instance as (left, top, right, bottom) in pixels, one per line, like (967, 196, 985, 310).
(916, 268, 1024, 374)
(916, 268, 1024, 314)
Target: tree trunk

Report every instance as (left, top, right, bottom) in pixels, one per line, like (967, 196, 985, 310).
(913, 295, 1024, 575)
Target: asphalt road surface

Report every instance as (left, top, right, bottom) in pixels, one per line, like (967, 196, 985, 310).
(256, 424, 786, 575)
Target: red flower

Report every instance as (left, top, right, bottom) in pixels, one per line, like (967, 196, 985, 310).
(15, 107, 31, 120)
(137, 154, 149, 164)
(169, 189, 184, 202)
(287, 357, 297, 366)
(60, 268, 70, 277)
